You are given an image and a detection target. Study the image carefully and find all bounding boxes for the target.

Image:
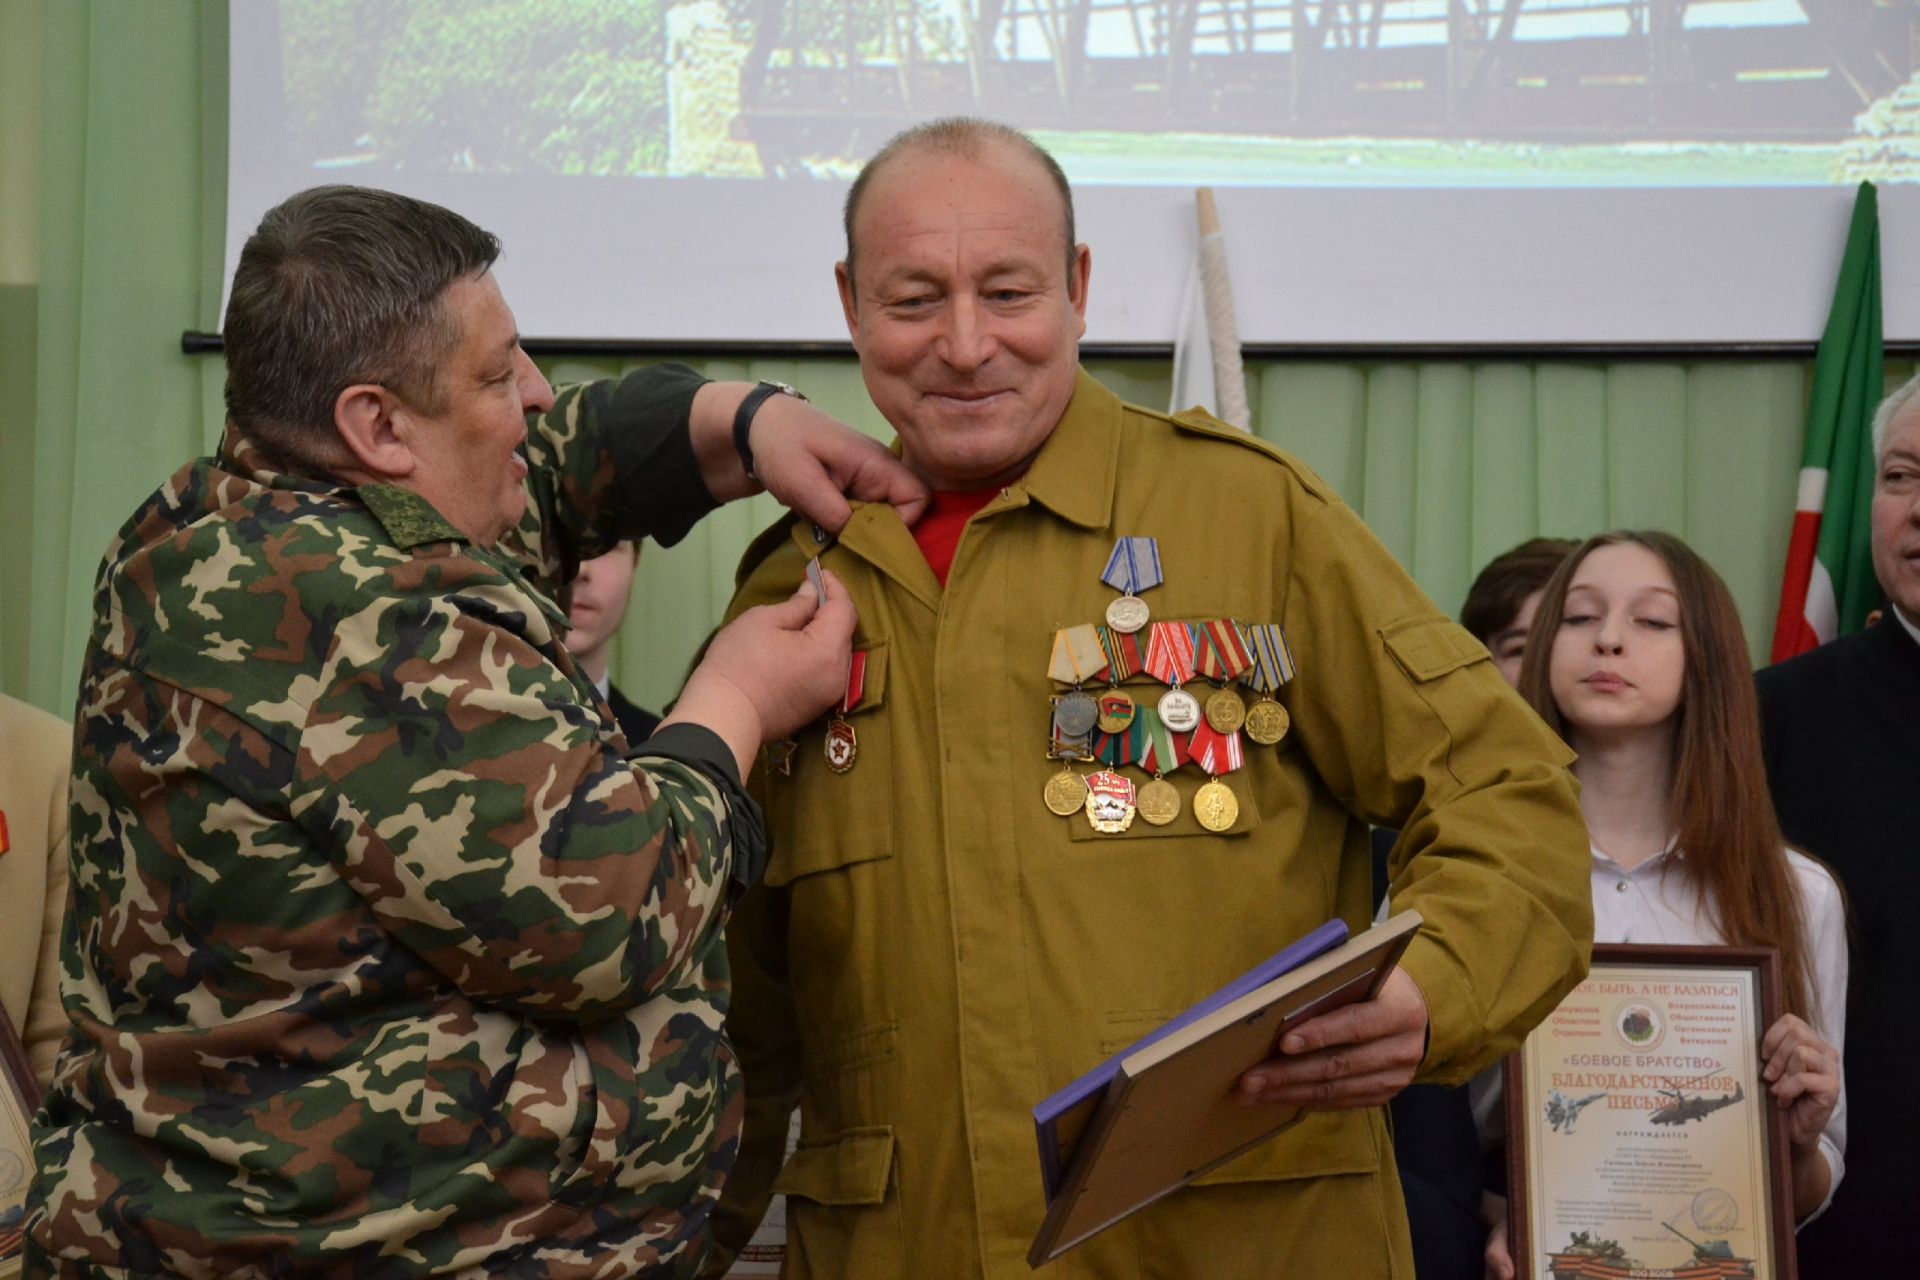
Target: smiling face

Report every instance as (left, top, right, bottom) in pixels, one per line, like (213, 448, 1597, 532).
(1873, 404, 1920, 625)
(1547, 541, 1687, 743)
(837, 141, 1090, 491)
(394, 271, 554, 547)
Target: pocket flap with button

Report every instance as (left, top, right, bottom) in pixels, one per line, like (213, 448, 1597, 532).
(1381, 616, 1487, 683)
(772, 1126, 897, 1205)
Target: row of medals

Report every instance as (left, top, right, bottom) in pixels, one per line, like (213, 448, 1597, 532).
(1043, 652, 1289, 836)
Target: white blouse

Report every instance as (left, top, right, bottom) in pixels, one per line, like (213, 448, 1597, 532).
(1588, 842, 1849, 1219)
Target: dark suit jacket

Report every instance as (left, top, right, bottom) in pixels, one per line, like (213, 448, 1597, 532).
(1756, 616, 1919, 1274)
(606, 682, 661, 747)
(1374, 826, 1488, 1280)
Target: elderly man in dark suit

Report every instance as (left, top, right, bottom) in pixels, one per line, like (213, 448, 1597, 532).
(1755, 372, 1920, 1276)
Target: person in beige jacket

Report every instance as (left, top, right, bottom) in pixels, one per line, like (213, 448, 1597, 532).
(709, 118, 1593, 1278)
(1, 691, 71, 1090)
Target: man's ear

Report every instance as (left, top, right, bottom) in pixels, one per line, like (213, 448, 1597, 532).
(1068, 243, 1092, 337)
(835, 261, 861, 346)
(333, 384, 416, 481)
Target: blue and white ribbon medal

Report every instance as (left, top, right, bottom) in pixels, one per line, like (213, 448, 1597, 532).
(1100, 537, 1163, 634)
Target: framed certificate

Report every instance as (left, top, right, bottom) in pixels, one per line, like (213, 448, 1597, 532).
(1506, 944, 1795, 1280)
(0, 1009, 39, 1277)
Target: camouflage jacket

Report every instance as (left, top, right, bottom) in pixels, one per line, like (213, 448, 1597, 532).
(28, 366, 765, 1278)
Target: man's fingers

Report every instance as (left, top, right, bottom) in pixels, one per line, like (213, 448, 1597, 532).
(780, 471, 856, 535)
(753, 580, 827, 630)
(1238, 1027, 1423, 1095)
(801, 569, 858, 643)
(1280, 1002, 1376, 1055)
(1234, 1065, 1411, 1110)
(845, 453, 930, 526)
(1280, 988, 1422, 1056)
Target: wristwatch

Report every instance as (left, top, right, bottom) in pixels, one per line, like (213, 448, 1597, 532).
(732, 380, 808, 484)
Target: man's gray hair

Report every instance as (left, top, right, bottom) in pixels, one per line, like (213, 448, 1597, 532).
(842, 117, 1076, 289)
(223, 185, 501, 472)
(1872, 370, 1920, 464)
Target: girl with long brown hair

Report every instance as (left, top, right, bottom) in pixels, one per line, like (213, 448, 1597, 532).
(1485, 531, 1846, 1277)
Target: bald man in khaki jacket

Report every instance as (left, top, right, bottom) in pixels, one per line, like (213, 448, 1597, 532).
(1, 692, 71, 1089)
(711, 120, 1591, 1279)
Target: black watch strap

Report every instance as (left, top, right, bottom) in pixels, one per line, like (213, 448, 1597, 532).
(732, 380, 805, 483)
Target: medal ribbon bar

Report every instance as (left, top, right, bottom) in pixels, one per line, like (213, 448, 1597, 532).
(1194, 618, 1254, 681)
(841, 650, 868, 713)
(1143, 621, 1197, 687)
(1187, 721, 1246, 775)
(1240, 623, 1297, 692)
(1094, 715, 1146, 768)
(1101, 536, 1163, 595)
(1048, 624, 1109, 685)
(1137, 706, 1188, 773)
(1095, 625, 1141, 682)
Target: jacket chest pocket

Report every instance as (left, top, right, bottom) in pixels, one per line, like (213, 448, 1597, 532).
(761, 640, 895, 887)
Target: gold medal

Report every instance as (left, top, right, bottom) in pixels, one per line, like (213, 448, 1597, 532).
(825, 719, 858, 773)
(1084, 769, 1138, 834)
(1193, 778, 1239, 832)
(1204, 686, 1246, 734)
(1137, 777, 1181, 826)
(1243, 697, 1290, 746)
(1043, 767, 1088, 817)
(1096, 688, 1137, 733)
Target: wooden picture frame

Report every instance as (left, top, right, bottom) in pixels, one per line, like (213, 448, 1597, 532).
(1505, 944, 1796, 1280)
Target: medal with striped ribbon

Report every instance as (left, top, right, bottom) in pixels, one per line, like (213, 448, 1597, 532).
(1135, 706, 1186, 826)
(1194, 618, 1254, 733)
(825, 651, 867, 773)
(1186, 719, 1245, 832)
(1094, 625, 1142, 732)
(1101, 537, 1163, 634)
(1048, 623, 1108, 738)
(1238, 623, 1297, 746)
(1144, 621, 1201, 732)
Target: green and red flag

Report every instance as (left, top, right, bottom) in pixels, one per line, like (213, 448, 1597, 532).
(1770, 182, 1884, 663)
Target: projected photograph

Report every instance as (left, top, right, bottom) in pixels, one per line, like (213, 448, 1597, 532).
(272, 0, 1919, 188)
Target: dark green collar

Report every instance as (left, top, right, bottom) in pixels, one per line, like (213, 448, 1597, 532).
(357, 483, 468, 551)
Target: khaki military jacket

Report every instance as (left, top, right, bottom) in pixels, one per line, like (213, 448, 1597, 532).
(716, 371, 1592, 1279)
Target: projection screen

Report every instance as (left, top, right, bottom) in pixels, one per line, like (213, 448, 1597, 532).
(226, 0, 1920, 347)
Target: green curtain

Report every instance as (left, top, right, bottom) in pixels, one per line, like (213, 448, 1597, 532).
(7, 2, 1907, 718)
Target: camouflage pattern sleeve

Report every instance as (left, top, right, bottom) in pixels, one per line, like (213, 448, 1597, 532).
(295, 540, 741, 1019)
(511, 363, 714, 593)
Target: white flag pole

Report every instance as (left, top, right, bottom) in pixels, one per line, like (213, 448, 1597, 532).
(1194, 188, 1250, 431)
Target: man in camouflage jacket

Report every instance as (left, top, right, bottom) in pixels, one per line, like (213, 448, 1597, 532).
(25, 186, 918, 1278)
